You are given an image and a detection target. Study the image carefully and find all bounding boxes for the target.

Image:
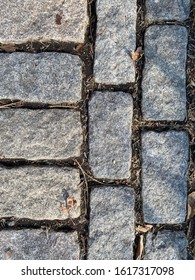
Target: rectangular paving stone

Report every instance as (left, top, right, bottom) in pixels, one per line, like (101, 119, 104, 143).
(0, 53, 82, 103)
(0, 109, 82, 159)
(142, 26, 188, 120)
(144, 231, 187, 260)
(94, 0, 136, 84)
(0, 166, 81, 220)
(0, 230, 79, 260)
(146, 0, 190, 22)
(142, 131, 189, 224)
(89, 91, 133, 179)
(88, 186, 135, 260)
(0, 0, 88, 43)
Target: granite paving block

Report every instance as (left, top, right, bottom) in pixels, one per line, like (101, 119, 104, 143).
(94, 0, 136, 84)
(144, 231, 188, 260)
(89, 91, 133, 179)
(142, 131, 188, 224)
(0, 166, 81, 220)
(0, 0, 88, 43)
(0, 230, 79, 260)
(0, 53, 82, 103)
(142, 25, 188, 120)
(146, 0, 190, 22)
(88, 186, 135, 260)
(0, 109, 82, 159)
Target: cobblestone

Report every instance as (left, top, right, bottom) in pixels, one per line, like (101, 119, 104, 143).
(0, 230, 79, 260)
(142, 131, 189, 224)
(0, 166, 80, 220)
(0, 53, 82, 103)
(142, 25, 188, 120)
(89, 91, 133, 179)
(0, 109, 82, 159)
(0, 0, 88, 43)
(88, 186, 135, 260)
(94, 0, 136, 84)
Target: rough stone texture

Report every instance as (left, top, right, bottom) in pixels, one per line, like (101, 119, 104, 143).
(146, 0, 190, 22)
(142, 26, 188, 120)
(94, 0, 136, 84)
(0, 53, 82, 103)
(0, 109, 82, 159)
(89, 91, 133, 179)
(0, 0, 88, 43)
(0, 166, 81, 220)
(144, 231, 188, 260)
(0, 230, 79, 260)
(88, 186, 135, 260)
(142, 131, 188, 224)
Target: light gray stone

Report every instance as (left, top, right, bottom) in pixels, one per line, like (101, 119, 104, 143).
(88, 186, 135, 260)
(0, 166, 81, 220)
(0, 230, 79, 260)
(89, 91, 133, 179)
(146, 0, 190, 22)
(0, 53, 82, 103)
(142, 131, 189, 224)
(94, 0, 136, 84)
(0, 0, 88, 43)
(144, 231, 188, 260)
(142, 26, 188, 120)
(0, 109, 82, 159)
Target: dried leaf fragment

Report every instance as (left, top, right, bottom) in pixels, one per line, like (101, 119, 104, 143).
(187, 192, 195, 220)
(130, 47, 144, 62)
(136, 235, 144, 260)
(136, 224, 153, 233)
(0, 44, 16, 52)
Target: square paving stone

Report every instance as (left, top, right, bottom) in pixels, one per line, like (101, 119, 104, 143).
(142, 25, 188, 120)
(89, 91, 133, 179)
(142, 131, 189, 224)
(0, 109, 82, 159)
(0, 0, 88, 43)
(0, 53, 82, 103)
(144, 231, 187, 260)
(88, 186, 135, 260)
(0, 230, 79, 260)
(0, 166, 81, 220)
(94, 0, 136, 84)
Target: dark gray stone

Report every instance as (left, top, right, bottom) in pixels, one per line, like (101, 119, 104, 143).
(142, 131, 188, 224)
(88, 186, 135, 260)
(89, 91, 133, 179)
(0, 230, 79, 260)
(0, 53, 82, 103)
(142, 25, 188, 120)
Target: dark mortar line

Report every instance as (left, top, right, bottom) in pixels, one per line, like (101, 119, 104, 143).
(93, 83, 135, 93)
(144, 20, 188, 29)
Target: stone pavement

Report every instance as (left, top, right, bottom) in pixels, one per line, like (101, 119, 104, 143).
(0, 0, 194, 260)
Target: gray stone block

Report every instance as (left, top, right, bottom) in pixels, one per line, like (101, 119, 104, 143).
(89, 91, 133, 179)
(94, 0, 136, 84)
(146, 0, 190, 22)
(0, 53, 82, 103)
(0, 230, 79, 260)
(88, 186, 135, 260)
(142, 25, 188, 120)
(142, 131, 188, 224)
(0, 0, 88, 43)
(0, 166, 81, 220)
(144, 231, 187, 260)
(0, 109, 82, 159)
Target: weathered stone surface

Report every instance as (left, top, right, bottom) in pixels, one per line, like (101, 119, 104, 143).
(94, 0, 136, 84)
(142, 131, 188, 224)
(89, 91, 133, 179)
(0, 230, 79, 260)
(0, 0, 88, 43)
(144, 231, 187, 260)
(0, 53, 82, 103)
(0, 166, 81, 220)
(0, 109, 82, 159)
(142, 26, 188, 120)
(146, 0, 190, 22)
(88, 186, 135, 260)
